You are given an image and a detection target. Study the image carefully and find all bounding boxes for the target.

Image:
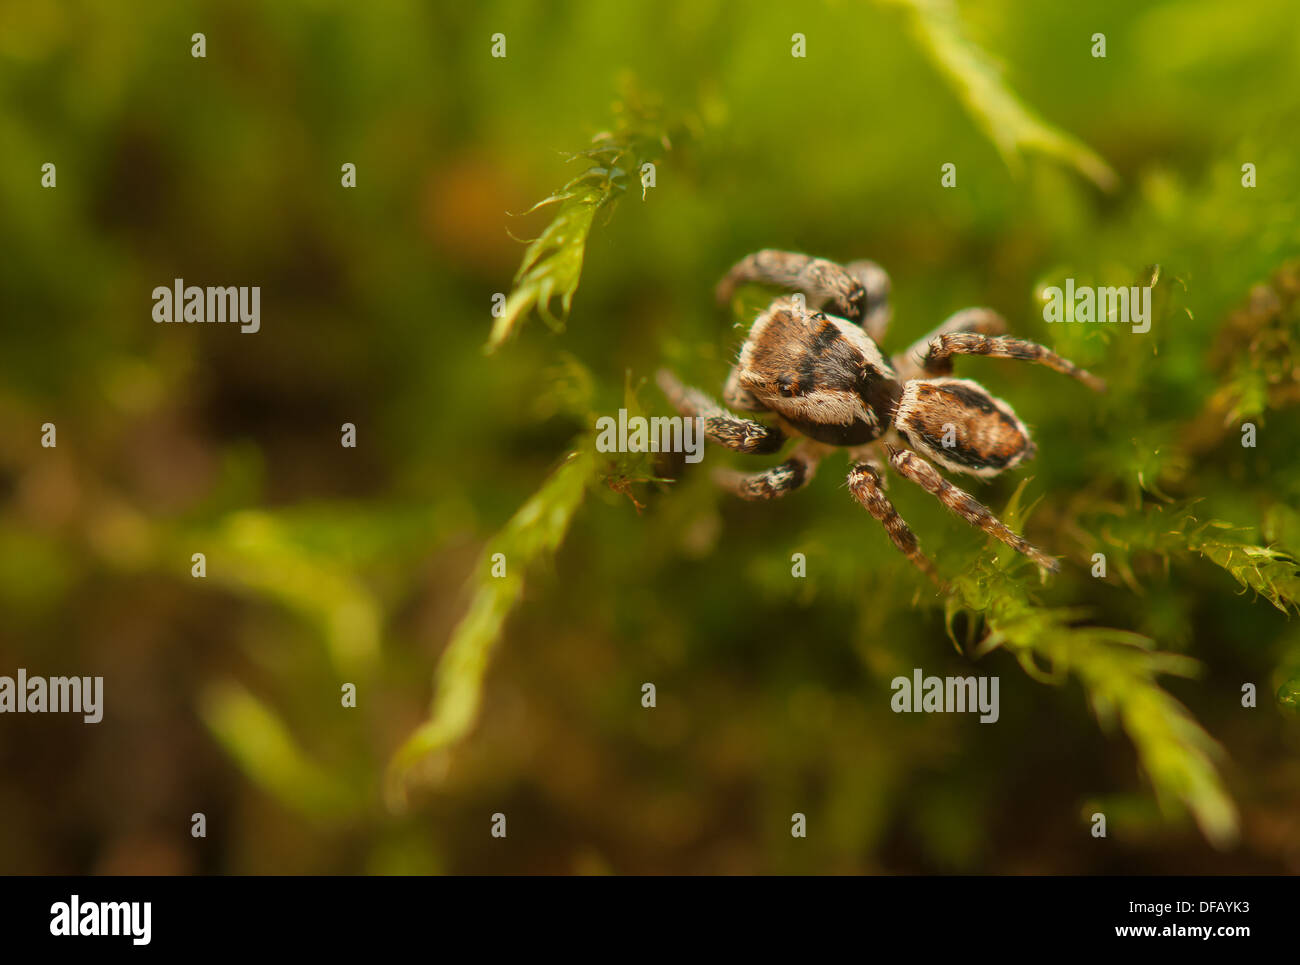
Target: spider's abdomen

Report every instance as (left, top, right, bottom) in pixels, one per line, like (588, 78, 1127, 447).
(894, 378, 1035, 479)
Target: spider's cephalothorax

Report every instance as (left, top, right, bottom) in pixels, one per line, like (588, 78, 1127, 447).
(659, 250, 1105, 583)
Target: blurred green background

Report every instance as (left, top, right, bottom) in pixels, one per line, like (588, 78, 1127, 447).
(2, 0, 1299, 874)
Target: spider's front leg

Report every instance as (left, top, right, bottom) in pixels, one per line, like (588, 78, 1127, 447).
(716, 250, 889, 332)
(656, 369, 785, 454)
(846, 462, 943, 587)
(715, 439, 828, 500)
(844, 260, 892, 342)
(885, 445, 1059, 572)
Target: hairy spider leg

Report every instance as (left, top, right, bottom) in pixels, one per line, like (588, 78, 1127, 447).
(885, 445, 1060, 572)
(843, 259, 893, 342)
(714, 439, 828, 500)
(846, 461, 942, 587)
(656, 368, 786, 454)
(892, 307, 1008, 382)
(919, 332, 1106, 392)
(715, 249, 869, 325)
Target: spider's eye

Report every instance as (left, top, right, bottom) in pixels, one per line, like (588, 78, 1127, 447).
(778, 376, 798, 398)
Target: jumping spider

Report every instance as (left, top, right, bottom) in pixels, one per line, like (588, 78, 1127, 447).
(657, 250, 1105, 584)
